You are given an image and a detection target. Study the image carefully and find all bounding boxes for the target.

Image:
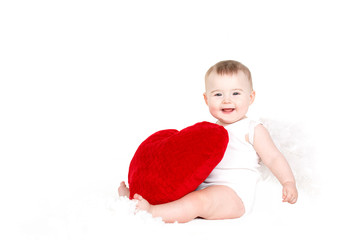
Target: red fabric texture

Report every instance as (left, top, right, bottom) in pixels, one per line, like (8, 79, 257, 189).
(128, 121, 229, 205)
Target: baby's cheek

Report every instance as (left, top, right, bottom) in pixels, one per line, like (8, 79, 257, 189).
(209, 105, 219, 114)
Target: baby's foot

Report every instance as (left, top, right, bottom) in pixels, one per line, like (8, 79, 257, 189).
(118, 181, 130, 197)
(134, 194, 152, 214)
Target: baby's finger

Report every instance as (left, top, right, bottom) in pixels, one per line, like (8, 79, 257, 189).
(283, 193, 292, 203)
(282, 189, 287, 200)
(288, 194, 297, 204)
(282, 194, 288, 202)
(290, 195, 298, 204)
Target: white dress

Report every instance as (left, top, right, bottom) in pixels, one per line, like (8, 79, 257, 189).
(196, 118, 261, 213)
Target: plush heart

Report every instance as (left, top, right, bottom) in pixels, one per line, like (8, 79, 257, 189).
(128, 121, 229, 205)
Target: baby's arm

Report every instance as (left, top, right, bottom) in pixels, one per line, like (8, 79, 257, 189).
(253, 124, 298, 204)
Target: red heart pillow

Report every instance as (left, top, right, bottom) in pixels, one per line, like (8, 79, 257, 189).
(128, 121, 229, 205)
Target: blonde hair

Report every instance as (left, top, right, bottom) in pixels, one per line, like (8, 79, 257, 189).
(205, 60, 253, 90)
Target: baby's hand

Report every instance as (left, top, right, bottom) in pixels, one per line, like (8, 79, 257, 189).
(282, 182, 298, 204)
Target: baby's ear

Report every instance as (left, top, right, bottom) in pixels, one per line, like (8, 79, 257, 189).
(249, 90, 256, 105)
(203, 93, 208, 105)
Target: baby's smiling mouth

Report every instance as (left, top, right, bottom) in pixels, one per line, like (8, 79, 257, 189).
(221, 108, 235, 113)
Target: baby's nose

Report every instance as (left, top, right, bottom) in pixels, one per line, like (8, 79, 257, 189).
(222, 95, 231, 104)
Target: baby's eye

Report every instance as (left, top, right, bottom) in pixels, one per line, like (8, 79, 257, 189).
(214, 93, 222, 97)
(233, 92, 241, 96)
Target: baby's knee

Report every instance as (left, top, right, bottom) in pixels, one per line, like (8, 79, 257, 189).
(199, 186, 245, 219)
(192, 190, 212, 212)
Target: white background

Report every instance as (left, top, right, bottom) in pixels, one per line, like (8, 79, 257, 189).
(1, 0, 359, 237)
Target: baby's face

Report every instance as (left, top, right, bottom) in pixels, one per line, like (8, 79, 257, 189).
(204, 71, 255, 126)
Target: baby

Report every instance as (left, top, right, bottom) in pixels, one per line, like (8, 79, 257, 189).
(118, 60, 298, 223)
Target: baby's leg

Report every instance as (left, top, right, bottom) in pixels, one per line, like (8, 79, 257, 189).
(134, 185, 245, 223)
(118, 181, 130, 197)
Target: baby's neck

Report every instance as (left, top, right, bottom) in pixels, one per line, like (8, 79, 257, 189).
(216, 116, 248, 127)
